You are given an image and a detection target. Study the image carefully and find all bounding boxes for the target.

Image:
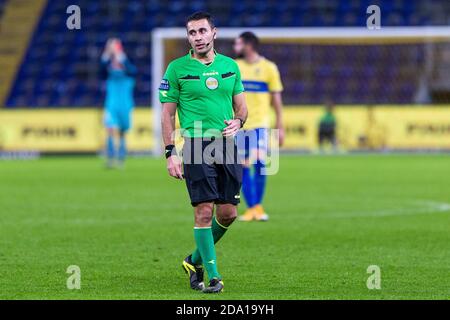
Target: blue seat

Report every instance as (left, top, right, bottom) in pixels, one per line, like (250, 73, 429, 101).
(5, 0, 443, 107)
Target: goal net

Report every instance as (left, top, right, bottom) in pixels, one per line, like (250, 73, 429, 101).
(151, 27, 450, 155)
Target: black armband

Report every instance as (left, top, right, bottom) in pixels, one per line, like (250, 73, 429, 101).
(165, 144, 177, 159)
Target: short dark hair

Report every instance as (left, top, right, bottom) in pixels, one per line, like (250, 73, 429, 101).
(239, 31, 259, 50)
(186, 11, 215, 29)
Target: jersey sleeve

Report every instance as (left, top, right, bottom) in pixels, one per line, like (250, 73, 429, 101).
(268, 62, 283, 93)
(233, 62, 245, 96)
(159, 62, 179, 103)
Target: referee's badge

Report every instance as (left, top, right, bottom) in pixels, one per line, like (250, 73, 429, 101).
(205, 77, 218, 90)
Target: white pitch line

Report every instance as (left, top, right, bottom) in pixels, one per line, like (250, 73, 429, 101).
(326, 200, 450, 219)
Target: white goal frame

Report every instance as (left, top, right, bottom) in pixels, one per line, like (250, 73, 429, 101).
(151, 26, 450, 156)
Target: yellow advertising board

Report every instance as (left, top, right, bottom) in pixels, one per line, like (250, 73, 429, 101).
(97, 108, 155, 151)
(281, 106, 450, 150)
(0, 106, 449, 152)
(127, 108, 155, 150)
(373, 107, 450, 149)
(0, 108, 155, 152)
(281, 107, 369, 150)
(0, 109, 101, 152)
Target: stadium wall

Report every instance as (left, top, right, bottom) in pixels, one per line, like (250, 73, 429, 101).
(1, 106, 450, 153)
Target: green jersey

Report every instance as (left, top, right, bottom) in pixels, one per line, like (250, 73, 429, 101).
(320, 112, 336, 125)
(159, 50, 244, 137)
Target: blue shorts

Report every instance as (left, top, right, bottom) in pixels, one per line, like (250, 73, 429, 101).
(104, 109, 132, 132)
(235, 128, 269, 160)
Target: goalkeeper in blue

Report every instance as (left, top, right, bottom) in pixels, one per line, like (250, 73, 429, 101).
(100, 38, 137, 168)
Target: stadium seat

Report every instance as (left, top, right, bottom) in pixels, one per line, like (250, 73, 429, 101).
(4, 0, 449, 107)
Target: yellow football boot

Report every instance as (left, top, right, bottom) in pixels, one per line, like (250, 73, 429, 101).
(239, 208, 256, 221)
(253, 205, 269, 221)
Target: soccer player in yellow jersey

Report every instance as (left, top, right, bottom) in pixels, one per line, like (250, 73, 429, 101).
(234, 32, 284, 222)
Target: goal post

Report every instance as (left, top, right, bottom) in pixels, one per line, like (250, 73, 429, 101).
(151, 26, 450, 155)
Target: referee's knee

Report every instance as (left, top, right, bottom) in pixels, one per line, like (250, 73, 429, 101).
(217, 205, 237, 226)
(194, 203, 214, 226)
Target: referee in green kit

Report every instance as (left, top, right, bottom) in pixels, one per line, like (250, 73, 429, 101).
(159, 11, 248, 293)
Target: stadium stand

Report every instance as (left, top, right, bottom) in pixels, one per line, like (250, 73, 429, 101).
(0, 0, 47, 106)
(3, 0, 450, 107)
(0, 0, 7, 17)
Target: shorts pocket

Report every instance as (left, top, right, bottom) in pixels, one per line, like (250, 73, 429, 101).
(226, 164, 243, 183)
(183, 164, 206, 182)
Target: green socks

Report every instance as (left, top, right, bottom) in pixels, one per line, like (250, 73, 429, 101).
(191, 216, 228, 266)
(194, 226, 221, 280)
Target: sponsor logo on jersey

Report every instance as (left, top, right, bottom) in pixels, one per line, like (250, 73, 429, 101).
(202, 71, 219, 76)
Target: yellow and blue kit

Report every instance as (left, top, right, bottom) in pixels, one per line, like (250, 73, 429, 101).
(235, 57, 283, 210)
(236, 57, 283, 130)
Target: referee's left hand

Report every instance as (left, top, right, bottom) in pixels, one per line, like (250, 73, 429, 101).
(222, 119, 241, 137)
(166, 155, 184, 180)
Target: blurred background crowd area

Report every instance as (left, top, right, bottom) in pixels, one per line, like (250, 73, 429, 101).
(0, 0, 449, 108)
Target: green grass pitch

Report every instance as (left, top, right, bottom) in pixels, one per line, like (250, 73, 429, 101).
(0, 154, 449, 299)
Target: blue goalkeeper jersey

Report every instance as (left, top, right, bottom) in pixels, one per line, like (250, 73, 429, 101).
(101, 57, 137, 111)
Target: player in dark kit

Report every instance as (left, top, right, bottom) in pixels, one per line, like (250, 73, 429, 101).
(318, 101, 337, 152)
(159, 12, 248, 293)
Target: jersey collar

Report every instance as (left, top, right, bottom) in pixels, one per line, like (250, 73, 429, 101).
(189, 49, 218, 67)
(243, 55, 264, 66)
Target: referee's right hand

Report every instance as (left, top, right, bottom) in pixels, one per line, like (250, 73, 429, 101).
(166, 156, 184, 180)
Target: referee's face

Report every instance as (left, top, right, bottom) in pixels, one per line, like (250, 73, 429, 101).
(186, 19, 216, 55)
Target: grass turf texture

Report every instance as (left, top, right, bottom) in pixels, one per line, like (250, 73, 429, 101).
(0, 154, 449, 300)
